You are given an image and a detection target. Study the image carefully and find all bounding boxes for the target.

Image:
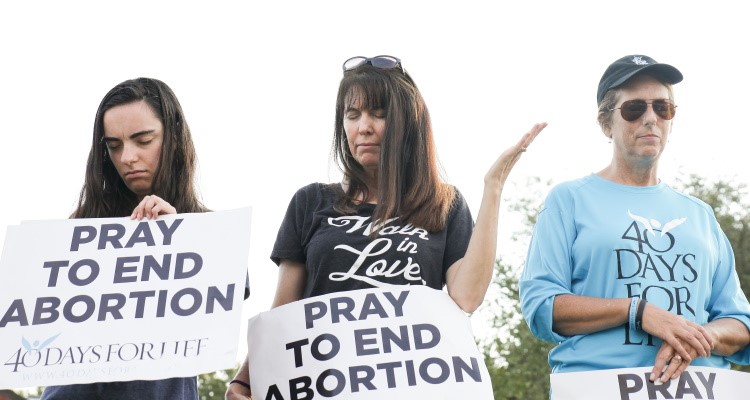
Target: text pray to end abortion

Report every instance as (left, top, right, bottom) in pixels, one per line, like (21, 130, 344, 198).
(1, 219, 237, 327)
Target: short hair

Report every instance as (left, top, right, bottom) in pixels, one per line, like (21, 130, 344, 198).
(597, 73, 675, 131)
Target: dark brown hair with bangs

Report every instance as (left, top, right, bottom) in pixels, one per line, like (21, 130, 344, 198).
(332, 64, 455, 233)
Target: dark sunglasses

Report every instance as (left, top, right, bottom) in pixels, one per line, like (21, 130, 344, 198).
(610, 99, 677, 122)
(343, 55, 404, 73)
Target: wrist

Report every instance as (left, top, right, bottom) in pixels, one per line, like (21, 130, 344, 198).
(482, 178, 504, 195)
(628, 297, 639, 332)
(635, 298, 647, 331)
(230, 379, 251, 392)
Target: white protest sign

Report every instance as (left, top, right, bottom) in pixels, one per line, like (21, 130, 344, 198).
(246, 285, 493, 400)
(0, 208, 251, 388)
(551, 366, 750, 399)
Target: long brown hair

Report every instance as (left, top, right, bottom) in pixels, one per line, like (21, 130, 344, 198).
(332, 64, 454, 232)
(73, 78, 207, 218)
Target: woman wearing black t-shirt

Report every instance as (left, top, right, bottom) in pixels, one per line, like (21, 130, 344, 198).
(227, 55, 545, 399)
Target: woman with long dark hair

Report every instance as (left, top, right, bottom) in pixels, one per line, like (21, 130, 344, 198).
(42, 77, 208, 400)
(226, 55, 545, 399)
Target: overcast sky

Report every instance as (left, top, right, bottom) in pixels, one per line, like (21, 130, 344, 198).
(2, 0, 748, 367)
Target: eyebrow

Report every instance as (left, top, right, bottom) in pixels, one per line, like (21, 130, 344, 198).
(102, 129, 157, 142)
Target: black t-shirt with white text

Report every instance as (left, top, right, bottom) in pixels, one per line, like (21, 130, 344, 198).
(271, 183, 474, 299)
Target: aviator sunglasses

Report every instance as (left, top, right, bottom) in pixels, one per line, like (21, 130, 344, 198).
(343, 55, 404, 73)
(610, 99, 677, 122)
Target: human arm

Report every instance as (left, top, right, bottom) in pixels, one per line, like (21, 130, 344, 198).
(520, 187, 714, 358)
(706, 317, 750, 356)
(130, 194, 176, 219)
(649, 210, 750, 381)
(553, 295, 713, 359)
(446, 122, 546, 313)
(268, 260, 307, 308)
(226, 260, 306, 399)
(226, 361, 252, 400)
(552, 294, 632, 335)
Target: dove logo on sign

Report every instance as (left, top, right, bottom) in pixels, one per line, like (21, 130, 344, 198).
(2, 333, 62, 372)
(22, 333, 61, 352)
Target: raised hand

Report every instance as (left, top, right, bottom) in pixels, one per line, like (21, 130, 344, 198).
(483, 122, 546, 187)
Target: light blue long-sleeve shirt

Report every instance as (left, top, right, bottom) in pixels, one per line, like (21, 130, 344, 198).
(520, 174, 750, 373)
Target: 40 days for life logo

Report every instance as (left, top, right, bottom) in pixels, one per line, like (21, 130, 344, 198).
(4, 333, 210, 373)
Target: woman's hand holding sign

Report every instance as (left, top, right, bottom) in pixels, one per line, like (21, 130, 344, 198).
(131, 194, 176, 220)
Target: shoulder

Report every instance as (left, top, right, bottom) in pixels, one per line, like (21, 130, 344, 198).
(291, 182, 338, 201)
(667, 185, 712, 209)
(283, 183, 344, 215)
(542, 175, 594, 207)
(550, 175, 596, 194)
(450, 185, 467, 205)
(295, 182, 326, 195)
(445, 185, 469, 212)
(665, 185, 717, 218)
(446, 185, 472, 221)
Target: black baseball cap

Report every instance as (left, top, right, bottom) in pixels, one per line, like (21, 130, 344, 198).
(597, 55, 683, 105)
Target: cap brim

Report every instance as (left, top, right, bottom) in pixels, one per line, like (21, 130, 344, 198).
(610, 63, 683, 90)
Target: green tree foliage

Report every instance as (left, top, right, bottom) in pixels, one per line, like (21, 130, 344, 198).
(678, 175, 750, 372)
(484, 176, 750, 397)
(483, 260, 554, 399)
(198, 366, 238, 400)
(678, 175, 750, 295)
(483, 178, 554, 399)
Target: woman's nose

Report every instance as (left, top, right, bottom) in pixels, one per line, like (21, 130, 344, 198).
(359, 113, 375, 135)
(120, 144, 138, 164)
(641, 103, 660, 123)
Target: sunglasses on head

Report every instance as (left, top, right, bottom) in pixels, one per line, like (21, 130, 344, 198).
(343, 55, 404, 73)
(610, 99, 677, 122)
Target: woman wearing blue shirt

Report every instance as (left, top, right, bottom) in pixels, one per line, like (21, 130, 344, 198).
(520, 55, 750, 385)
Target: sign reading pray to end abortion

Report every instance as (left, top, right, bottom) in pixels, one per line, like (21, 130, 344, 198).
(246, 286, 493, 400)
(551, 365, 750, 399)
(0, 208, 251, 389)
